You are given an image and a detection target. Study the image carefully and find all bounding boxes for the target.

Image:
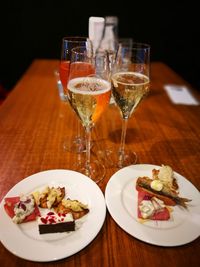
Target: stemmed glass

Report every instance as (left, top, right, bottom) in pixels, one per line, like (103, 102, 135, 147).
(111, 42, 150, 168)
(59, 37, 92, 153)
(67, 47, 111, 183)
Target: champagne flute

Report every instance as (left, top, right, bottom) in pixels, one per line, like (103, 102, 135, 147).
(59, 36, 92, 153)
(111, 42, 150, 168)
(67, 47, 111, 183)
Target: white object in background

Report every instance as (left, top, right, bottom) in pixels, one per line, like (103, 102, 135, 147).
(98, 16, 119, 105)
(89, 17, 105, 53)
(164, 85, 199, 105)
(54, 70, 67, 101)
(99, 16, 118, 52)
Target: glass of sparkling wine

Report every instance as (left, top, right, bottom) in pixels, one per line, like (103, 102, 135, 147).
(67, 47, 111, 183)
(59, 36, 93, 153)
(111, 42, 150, 168)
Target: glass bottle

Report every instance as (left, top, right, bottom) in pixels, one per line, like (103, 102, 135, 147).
(89, 16, 105, 54)
(98, 16, 118, 52)
(98, 16, 118, 74)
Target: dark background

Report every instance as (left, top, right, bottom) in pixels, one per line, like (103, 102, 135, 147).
(0, 0, 199, 92)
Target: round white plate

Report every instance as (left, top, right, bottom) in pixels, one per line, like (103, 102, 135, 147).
(0, 169, 106, 262)
(105, 164, 200, 247)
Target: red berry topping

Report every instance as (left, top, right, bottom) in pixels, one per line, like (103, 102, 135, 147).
(47, 212, 54, 216)
(41, 218, 47, 224)
(49, 218, 56, 224)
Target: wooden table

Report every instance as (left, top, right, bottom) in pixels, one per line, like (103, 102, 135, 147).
(0, 59, 199, 267)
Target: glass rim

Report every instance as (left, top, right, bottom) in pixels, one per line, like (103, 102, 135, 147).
(71, 46, 93, 58)
(131, 42, 150, 50)
(62, 36, 88, 43)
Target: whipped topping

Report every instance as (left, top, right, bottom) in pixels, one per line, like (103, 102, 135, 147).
(150, 180, 163, 191)
(139, 197, 166, 219)
(13, 195, 35, 224)
(139, 200, 154, 219)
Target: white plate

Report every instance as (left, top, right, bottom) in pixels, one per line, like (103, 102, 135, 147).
(0, 169, 106, 262)
(105, 164, 200, 247)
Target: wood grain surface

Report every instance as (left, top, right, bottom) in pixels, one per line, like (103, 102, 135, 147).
(0, 59, 199, 267)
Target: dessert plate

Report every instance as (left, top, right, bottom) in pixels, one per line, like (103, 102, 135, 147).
(105, 164, 200, 246)
(0, 169, 106, 262)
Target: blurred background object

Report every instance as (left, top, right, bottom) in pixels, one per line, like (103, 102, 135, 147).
(0, 1, 199, 92)
(98, 16, 118, 52)
(0, 84, 8, 105)
(89, 16, 105, 53)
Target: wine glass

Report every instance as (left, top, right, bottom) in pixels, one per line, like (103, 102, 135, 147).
(59, 36, 93, 153)
(67, 47, 111, 183)
(111, 42, 150, 168)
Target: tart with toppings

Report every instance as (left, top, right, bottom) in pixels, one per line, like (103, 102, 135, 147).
(55, 198, 89, 220)
(4, 194, 40, 224)
(33, 186, 65, 209)
(136, 165, 191, 221)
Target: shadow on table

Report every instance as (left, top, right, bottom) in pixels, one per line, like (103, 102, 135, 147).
(108, 127, 155, 144)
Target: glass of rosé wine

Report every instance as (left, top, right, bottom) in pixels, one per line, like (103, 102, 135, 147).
(59, 37, 93, 153)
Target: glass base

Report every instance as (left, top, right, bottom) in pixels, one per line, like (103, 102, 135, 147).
(62, 137, 86, 153)
(117, 149, 137, 168)
(73, 159, 106, 184)
(97, 148, 137, 168)
(96, 149, 116, 168)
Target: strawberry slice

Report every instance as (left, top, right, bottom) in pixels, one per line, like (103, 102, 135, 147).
(4, 196, 40, 223)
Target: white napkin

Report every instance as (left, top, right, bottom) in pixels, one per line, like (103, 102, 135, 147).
(164, 85, 199, 105)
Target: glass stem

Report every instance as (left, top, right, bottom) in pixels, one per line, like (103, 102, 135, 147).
(85, 126, 91, 177)
(76, 120, 82, 141)
(119, 118, 128, 167)
(76, 121, 86, 153)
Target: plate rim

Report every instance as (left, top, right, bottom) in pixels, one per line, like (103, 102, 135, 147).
(0, 169, 106, 262)
(105, 164, 200, 247)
